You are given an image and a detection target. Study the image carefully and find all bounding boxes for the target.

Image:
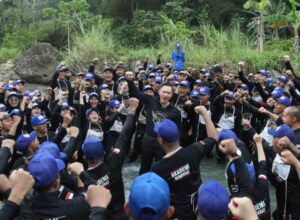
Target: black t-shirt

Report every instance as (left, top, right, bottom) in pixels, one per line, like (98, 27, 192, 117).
(151, 137, 216, 195)
(151, 138, 216, 220)
(293, 128, 300, 146)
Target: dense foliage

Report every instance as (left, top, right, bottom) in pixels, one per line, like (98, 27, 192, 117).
(0, 0, 300, 72)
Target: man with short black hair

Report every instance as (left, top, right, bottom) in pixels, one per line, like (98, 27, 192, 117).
(151, 106, 217, 220)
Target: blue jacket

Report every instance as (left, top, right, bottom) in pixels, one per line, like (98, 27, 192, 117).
(172, 50, 185, 71)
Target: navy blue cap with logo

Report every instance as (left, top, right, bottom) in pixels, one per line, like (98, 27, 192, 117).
(31, 114, 49, 126)
(88, 92, 99, 101)
(129, 172, 170, 220)
(13, 80, 25, 86)
(82, 138, 104, 160)
(197, 180, 229, 220)
(85, 72, 95, 81)
(61, 102, 70, 110)
(195, 79, 205, 86)
(278, 76, 289, 84)
(143, 85, 154, 92)
(86, 108, 99, 117)
(38, 142, 66, 160)
(179, 80, 190, 88)
(108, 99, 121, 109)
(225, 92, 235, 100)
(154, 119, 179, 143)
(199, 87, 210, 96)
(218, 129, 238, 145)
(99, 83, 110, 91)
(268, 124, 295, 141)
(57, 65, 69, 72)
(16, 131, 37, 154)
(189, 90, 199, 98)
(276, 96, 291, 106)
(28, 151, 65, 187)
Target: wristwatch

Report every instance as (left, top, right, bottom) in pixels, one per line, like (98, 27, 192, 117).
(232, 148, 242, 157)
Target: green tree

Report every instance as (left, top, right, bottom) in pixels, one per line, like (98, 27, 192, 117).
(244, 0, 271, 52)
(287, 0, 300, 54)
(43, 0, 96, 52)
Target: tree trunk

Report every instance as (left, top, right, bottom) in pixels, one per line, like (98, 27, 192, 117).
(293, 25, 299, 55)
(258, 16, 264, 52)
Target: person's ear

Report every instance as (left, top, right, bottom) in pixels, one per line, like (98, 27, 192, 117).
(53, 176, 61, 190)
(157, 137, 163, 145)
(123, 202, 131, 216)
(166, 206, 175, 218)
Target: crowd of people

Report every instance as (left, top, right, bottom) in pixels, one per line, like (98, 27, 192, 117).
(0, 43, 300, 220)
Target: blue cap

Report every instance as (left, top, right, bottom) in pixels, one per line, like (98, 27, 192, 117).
(82, 138, 104, 160)
(155, 77, 163, 84)
(108, 99, 121, 109)
(13, 80, 24, 86)
(99, 83, 109, 91)
(268, 124, 295, 140)
(239, 84, 249, 91)
(16, 131, 37, 153)
(7, 92, 19, 99)
(85, 72, 94, 80)
(190, 90, 199, 98)
(148, 72, 156, 78)
(175, 43, 181, 48)
(76, 72, 85, 77)
(276, 96, 291, 106)
(200, 68, 209, 74)
(61, 102, 70, 110)
(271, 90, 283, 99)
(10, 109, 20, 116)
(179, 80, 190, 88)
(137, 65, 144, 70)
(38, 142, 66, 159)
(0, 104, 6, 112)
(4, 84, 15, 91)
(31, 114, 48, 126)
(143, 85, 154, 92)
(116, 76, 126, 85)
(278, 76, 289, 84)
(225, 92, 235, 99)
(86, 108, 99, 117)
(129, 172, 170, 220)
(258, 70, 268, 77)
(199, 87, 210, 95)
(218, 129, 238, 145)
(195, 79, 205, 86)
(274, 86, 285, 94)
(198, 180, 229, 220)
(103, 66, 115, 73)
(32, 103, 40, 109)
(154, 119, 179, 143)
(266, 78, 274, 86)
(230, 163, 256, 184)
(148, 65, 155, 71)
(28, 152, 65, 187)
(57, 65, 69, 72)
(171, 81, 179, 87)
(88, 92, 99, 100)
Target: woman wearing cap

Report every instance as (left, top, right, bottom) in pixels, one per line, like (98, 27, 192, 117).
(104, 99, 126, 153)
(6, 92, 20, 112)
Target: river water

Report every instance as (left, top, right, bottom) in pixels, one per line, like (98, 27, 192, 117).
(25, 83, 276, 212)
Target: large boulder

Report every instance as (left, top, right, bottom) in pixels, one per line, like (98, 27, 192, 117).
(0, 60, 19, 81)
(14, 43, 58, 84)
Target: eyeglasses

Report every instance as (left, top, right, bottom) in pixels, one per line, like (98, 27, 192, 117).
(199, 93, 207, 97)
